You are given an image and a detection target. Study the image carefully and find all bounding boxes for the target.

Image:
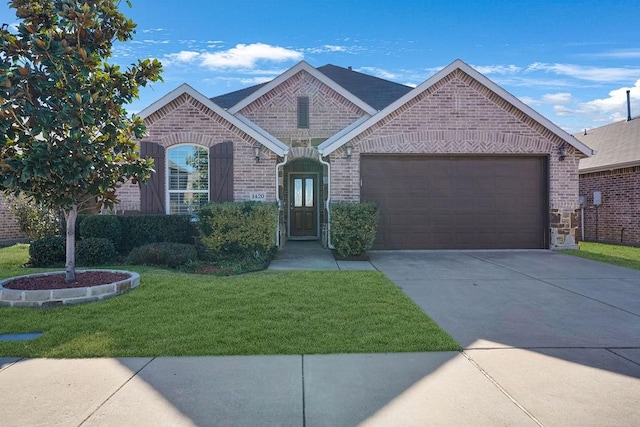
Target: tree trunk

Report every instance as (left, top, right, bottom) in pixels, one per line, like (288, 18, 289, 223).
(64, 205, 78, 283)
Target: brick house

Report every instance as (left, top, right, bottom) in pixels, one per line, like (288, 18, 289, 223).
(576, 109, 640, 245)
(1, 59, 594, 249)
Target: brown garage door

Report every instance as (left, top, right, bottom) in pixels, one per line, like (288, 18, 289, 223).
(361, 155, 548, 249)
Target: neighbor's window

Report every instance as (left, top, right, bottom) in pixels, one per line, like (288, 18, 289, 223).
(167, 144, 209, 215)
(297, 96, 309, 129)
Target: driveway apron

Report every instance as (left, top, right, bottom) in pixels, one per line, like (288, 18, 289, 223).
(369, 249, 640, 426)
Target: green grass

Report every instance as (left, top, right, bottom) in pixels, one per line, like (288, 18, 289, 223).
(560, 241, 640, 271)
(0, 244, 460, 357)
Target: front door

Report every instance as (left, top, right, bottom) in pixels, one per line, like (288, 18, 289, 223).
(289, 174, 318, 238)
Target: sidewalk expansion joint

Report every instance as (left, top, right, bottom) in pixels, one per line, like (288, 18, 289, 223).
(77, 357, 156, 427)
(301, 354, 306, 427)
(461, 351, 544, 427)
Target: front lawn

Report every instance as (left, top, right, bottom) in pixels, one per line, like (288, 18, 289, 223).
(0, 244, 460, 357)
(560, 241, 640, 271)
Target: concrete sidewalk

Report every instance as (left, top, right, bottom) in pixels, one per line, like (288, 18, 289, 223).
(3, 349, 638, 426)
(268, 240, 377, 271)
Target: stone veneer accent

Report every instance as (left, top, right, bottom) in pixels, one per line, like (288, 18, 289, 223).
(0, 270, 140, 308)
(579, 166, 640, 245)
(329, 69, 582, 249)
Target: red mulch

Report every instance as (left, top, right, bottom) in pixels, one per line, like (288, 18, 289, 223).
(3, 272, 131, 291)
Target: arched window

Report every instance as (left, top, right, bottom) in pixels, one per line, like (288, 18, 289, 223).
(167, 144, 209, 215)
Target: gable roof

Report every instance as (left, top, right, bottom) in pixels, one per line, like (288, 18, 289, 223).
(315, 65, 413, 111)
(210, 64, 413, 111)
(137, 83, 289, 156)
(226, 61, 378, 116)
(319, 59, 596, 157)
(210, 82, 267, 110)
(576, 116, 640, 173)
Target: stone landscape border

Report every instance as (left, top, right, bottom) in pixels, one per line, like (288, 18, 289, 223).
(0, 270, 140, 308)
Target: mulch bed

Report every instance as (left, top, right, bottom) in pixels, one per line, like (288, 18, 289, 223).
(3, 272, 131, 291)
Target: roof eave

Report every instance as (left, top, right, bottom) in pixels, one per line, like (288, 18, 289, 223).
(227, 61, 377, 116)
(323, 59, 597, 157)
(137, 83, 287, 156)
(579, 160, 640, 174)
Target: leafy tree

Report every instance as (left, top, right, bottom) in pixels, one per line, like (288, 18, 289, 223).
(0, 0, 162, 282)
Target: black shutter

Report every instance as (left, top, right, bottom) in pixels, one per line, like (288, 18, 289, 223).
(210, 141, 234, 202)
(139, 141, 166, 213)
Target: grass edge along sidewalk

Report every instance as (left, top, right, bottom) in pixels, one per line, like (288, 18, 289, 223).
(0, 244, 460, 358)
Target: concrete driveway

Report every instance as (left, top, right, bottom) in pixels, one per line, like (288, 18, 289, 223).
(369, 249, 640, 425)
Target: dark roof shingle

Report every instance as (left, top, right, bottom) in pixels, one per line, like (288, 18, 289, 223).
(210, 64, 413, 111)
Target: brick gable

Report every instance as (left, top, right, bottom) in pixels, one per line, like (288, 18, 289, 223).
(239, 70, 367, 144)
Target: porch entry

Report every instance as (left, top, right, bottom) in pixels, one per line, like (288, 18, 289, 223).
(288, 173, 319, 239)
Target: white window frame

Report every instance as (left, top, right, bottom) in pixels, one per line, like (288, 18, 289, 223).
(166, 143, 210, 215)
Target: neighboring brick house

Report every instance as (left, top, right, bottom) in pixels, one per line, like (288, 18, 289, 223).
(0, 197, 25, 243)
(2, 59, 593, 248)
(575, 111, 640, 245)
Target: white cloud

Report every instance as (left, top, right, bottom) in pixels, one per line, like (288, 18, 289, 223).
(581, 48, 640, 59)
(199, 43, 303, 69)
(472, 64, 522, 75)
(358, 66, 399, 80)
(519, 96, 541, 106)
(141, 28, 164, 34)
(541, 92, 573, 104)
(167, 51, 201, 63)
(550, 80, 640, 122)
(239, 76, 274, 85)
(162, 43, 303, 70)
(304, 44, 363, 54)
(526, 62, 640, 83)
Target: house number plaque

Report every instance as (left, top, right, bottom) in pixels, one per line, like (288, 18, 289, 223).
(250, 191, 267, 201)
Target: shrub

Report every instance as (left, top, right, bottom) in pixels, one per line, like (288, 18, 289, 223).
(116, 215, 197, 253)
(60, 213, 90, 240)
(29, 236, 65, 267)
(76, 238, 116, 266)
(79, 215, 122, 248)
(126, 242, 197, 267)
(198, 202, 278, 260)
(330, 202, 379, 257)
(9, 197, 61, 240)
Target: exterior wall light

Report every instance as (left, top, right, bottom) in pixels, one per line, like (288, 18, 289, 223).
(558, 142, 567, 161)
(254, 145, 261, 163)
(345, 142, 353, 159)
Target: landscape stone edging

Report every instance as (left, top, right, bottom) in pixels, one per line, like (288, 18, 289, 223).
(0, 270, 140, 308)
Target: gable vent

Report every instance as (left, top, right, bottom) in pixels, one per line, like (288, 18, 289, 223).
(297, 96, 309, 129)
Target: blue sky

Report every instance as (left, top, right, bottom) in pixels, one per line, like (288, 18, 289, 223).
(2, 0, 640, 133)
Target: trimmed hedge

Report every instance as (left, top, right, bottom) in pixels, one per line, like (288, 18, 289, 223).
(28, 236, 115, 267)
(330, 202, 379, 257)
(29, 236, 66, 267)
(198, 202, 278, 260)
(126, 242, 198, 267)
(116, 215, 198, 252)
(76, 238, 115, 266)
(79, 215, 122, 248)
